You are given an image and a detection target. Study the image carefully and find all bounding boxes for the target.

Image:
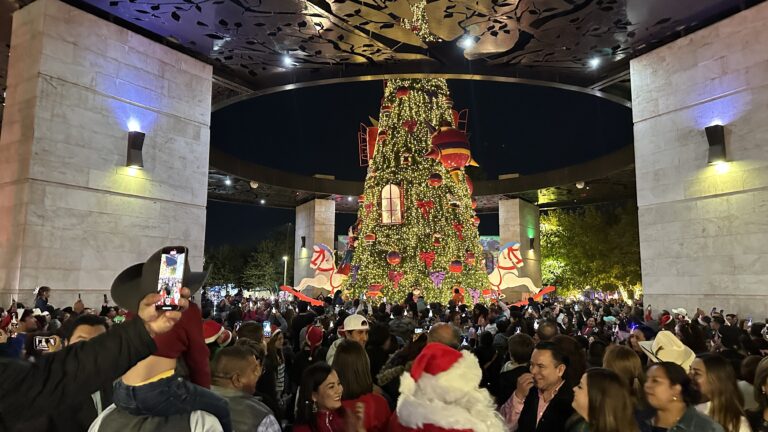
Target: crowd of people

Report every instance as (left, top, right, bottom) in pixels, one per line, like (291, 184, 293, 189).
(2, 284, 768, 432)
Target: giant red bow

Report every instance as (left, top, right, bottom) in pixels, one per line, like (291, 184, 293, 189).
(453, 223, 464, 240)
(416, 200, 434, 219)
(419, 251, 436, 268)
(388, 271, 404, 289)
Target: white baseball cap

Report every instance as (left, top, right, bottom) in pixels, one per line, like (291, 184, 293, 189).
(343, 314, 369, 331)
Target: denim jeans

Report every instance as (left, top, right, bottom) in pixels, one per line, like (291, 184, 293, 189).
(113, 374, 232, 432)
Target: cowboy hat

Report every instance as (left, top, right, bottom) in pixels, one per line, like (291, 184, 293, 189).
(111, 246, 210, 313)
(639, 330, 696, 371)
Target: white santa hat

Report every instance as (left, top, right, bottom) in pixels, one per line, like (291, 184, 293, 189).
(397, 343, 506, 432)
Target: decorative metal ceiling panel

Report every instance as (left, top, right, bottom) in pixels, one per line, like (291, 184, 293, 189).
(76, 0, 758, 87)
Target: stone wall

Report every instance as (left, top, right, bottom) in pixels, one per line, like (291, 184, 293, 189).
(498, 198, 541, 299)
(631, 1, 768, 316)
(294, 199, 336, 288)
(0, 0, 212, 308)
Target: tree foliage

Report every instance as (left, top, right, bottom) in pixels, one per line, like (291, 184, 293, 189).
(541, 204, 641, 297)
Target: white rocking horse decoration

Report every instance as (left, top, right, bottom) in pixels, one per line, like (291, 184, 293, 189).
(295, 244, 347, 295)
(487, 242, 540, 297)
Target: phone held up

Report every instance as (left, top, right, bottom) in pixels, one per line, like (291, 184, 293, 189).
(263, 321, 272, 338)
(155, 246, 188, 311)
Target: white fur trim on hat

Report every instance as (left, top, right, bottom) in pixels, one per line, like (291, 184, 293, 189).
(397, 350, 506, 432)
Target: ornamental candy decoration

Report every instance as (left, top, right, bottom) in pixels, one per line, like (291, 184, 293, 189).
(363, 233, 376, 244)
(449, 260, 463, 273)
(429, 271, 446, 287)
(428, 173, 443, 187)
(396, 87, 410, 98)
(386, 250, 402, 265)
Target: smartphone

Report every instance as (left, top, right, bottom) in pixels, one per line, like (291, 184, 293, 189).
(234, 321, 242, 332)
(263, 321, 272, 338)
(155, 246, 187, 311)
(415, 328, 424, 334)
(34, 336, 56, 352)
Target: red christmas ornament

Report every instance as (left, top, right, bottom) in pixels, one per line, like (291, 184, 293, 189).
(396, 87, 410, 98)
(465, 251, 476, 265)
(419, 251, 436, 269)
(425, 125, 478, 183)
(428, 173, 443, 187)
(471, 197, 477, 209)
(402, 119, 418, 133)
(473, 216, 480, 227)
(363, 233, 376, 244)
(416, 200, 434, 219)
(364, 202, 373, 214)
(386, 250, 401, 265)
(367, 283, 383, 297)
(449, 260, 463, 273)
(452, 223, 464, 240)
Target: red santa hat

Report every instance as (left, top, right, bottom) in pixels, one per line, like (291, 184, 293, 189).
(203, 320, 224, 344)
(396, 343, 506, 432)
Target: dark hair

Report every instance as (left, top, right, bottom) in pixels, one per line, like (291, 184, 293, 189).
(741, 355, 762, 384)
(367, 322, 390, 347)
(649, 362, 701, 406)
(584, 368, 639, 432)
(508, 333, 535, 364)
(391, 304, 404, 318)
(63, 314, 108, 341)
(713, 316, 725, 326)
(754, 357, 768, 411)
(534, 341, 569, 367)
(536, 321, 559, 342)
(36, 286, 50, 297)
(297, 301, 309, 314)
(695, 353, 744, 432)
(587, 340, 607, 368)
(236, 321, 263, 342)
(552, 335, 585, 387)
(296, 363, 341, 430)
(211, 346, 258, 382)
(234, 338, 266, 363)
(676, 322, 708, 354)
(479, 331, 494, 348)
(332, 339, 373, 400)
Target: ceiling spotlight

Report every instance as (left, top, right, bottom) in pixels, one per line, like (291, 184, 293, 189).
(224, 177, 232, 186)
(458, 35, 475, 50)
(249, 181, 259, 189)
(588, 58, 601, 68)
(282, 55, 294, 68)
(576, 181, 585, 189)
(260, 199, 266, 205)
(347, 196, 353, 202)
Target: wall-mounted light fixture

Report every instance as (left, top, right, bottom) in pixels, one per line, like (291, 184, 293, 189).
(127, 131, 145, 168)
(705, 124, 726, 164)
(529, 237, 535, 251)
(301, 236, 306, 249)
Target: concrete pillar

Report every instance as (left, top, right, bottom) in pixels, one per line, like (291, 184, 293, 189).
(294, 199, 336, 286)
(498, 198, 541, 299)
(631, 2, 768, 317)
(0, 0, 212, 308)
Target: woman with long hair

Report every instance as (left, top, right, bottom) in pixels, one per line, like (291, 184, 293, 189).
(294, 363, 364, 432)
(332, 339, 391, 432)
(570, 368, 639, 432)
(265, 328, 289, 411)
(689, 353, 750, 432)
(640, 362, 724, 432)
(747, 357, 768, 432)
(603, 344, 647, 409)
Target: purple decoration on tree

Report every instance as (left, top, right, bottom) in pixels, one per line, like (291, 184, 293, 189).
(469, 288, 481, 304)
(429, 271, 446, 287)
(351, 265, 360, 283)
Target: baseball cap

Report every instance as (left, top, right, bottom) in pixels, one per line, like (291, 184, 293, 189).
(343, 314, 369, 331)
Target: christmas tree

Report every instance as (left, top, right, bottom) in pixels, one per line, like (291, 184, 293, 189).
(344, 78, 489, 304)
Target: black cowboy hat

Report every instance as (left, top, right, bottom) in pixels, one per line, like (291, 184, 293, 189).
(111, 246, 210, 313)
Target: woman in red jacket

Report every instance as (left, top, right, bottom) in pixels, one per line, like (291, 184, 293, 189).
(333, 339, 392, 432)
(294, 362, 364, 432)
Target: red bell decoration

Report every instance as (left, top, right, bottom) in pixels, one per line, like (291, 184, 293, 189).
(473, 216, 481, 227)
(363, 233, 376, 244)
(471, 197, 477, 209)
(449, 260, 463, 273)
(465, 251, 476, 265)
(425, 122, 479, 183)
(428, 173, 443, 187)
(396, 87, 410, 98)
(386, 250, 401, 265)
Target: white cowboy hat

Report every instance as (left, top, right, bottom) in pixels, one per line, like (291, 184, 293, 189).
(639, 330, 696, 372)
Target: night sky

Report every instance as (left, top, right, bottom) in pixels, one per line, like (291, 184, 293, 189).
(205, 80, 633, 249)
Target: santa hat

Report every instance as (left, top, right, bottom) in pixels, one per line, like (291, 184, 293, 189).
(203, 320, 224, 344)
(396, 343, 506, 432)
(306, 325, 324, 360)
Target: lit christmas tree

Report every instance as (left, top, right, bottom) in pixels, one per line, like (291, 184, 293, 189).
(344, 78, 488, 304)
